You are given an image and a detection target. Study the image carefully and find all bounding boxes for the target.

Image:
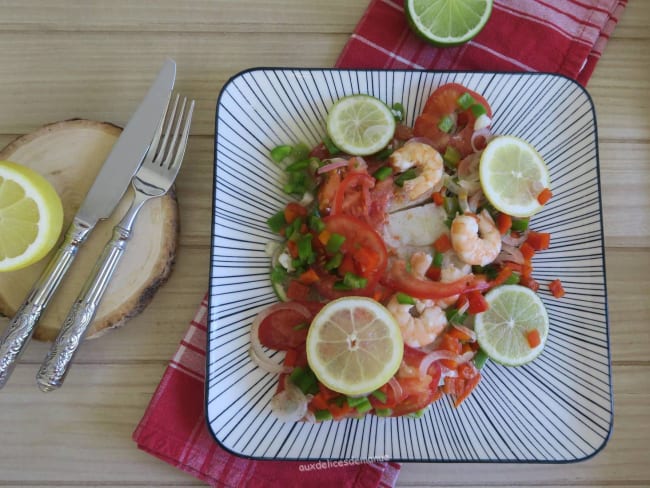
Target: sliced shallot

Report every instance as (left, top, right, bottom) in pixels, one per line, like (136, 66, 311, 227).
(270, 381, 311, 422)
(471, 127, 492, 153)
(418, 350, 475, 377)
(388, 376, 404, 401)
(495, 243, 525, 265)
(501, 231, 528, 247)
(317, 157, 348, 174)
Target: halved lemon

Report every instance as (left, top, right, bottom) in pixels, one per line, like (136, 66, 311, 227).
(479, 135, 550, 218)
(326, 95, 396, 156)
(0, 160, 63, 272)
(306, 296, 403, 396)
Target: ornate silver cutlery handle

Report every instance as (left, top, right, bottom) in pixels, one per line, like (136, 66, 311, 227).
(0, 220, 91, 389)
(36, 199, 144, 392)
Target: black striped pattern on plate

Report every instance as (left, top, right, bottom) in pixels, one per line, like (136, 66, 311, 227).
(207, 69, 612, 462)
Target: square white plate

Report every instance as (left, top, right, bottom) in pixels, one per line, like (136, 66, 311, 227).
(207, 69, 612, 462)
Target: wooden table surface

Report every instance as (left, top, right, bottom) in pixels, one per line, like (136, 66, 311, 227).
(0, 2, 648, 487)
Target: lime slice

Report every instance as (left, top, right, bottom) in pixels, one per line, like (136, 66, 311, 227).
(306, 296, 403, 396)
(326, 95, 396, 156)
(474, 285, 549, 366)
(479, 135, 550, 218)
(406, 0, 493, 46)
(0, 160, 63, 272)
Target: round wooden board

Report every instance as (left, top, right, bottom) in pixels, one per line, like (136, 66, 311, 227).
(0, 119, 178, 341)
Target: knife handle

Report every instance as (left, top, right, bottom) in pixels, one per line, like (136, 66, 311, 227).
(0, 220, 92, 389)
(36, 216, 137, 392)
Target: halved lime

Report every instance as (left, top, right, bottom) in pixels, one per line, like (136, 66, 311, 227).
(474, 285, 549, 367)
(406, 0, 493, 46)
(326, 95, 396, 156)
(479, 135, 550, 218)
(306, 296, 403, 396)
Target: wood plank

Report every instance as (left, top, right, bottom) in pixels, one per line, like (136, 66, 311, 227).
(0, 31, 645, 141)
(0, 363, 646, 485)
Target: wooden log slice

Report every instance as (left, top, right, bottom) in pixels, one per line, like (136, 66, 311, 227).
(0, 119, 178, 341)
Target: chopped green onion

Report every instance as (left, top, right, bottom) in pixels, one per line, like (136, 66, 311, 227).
(291, 142, 310, 162)
(444, 196, 459, 217)
(375, 147, 394, 161)
(373, 166, 393, 181)
(375, 407, 393, 417)
(443, 146, 461, 169)
(433, 251, 444, 268)
(267, 211, 286, 233)
(271, 265, 287, 284)
(470, 103, 487, 117)
(511, 218, 530, 232)
(371, 389, 387, 403)
(292, 322, 308, 331)
(323, 135, 340, 155)
(474, 349, 489, 369)
(396, 292, 416, 305)
(347, 396, 372, 413)
(342, 272, 368, 289)
(315, 409, 333, 421)
(445, 307, 467, 325)
(457, 92, 476, 110)
(289, 366, 319, 395)
(503, 272, 521, 285)
(270, 145, 292, 163)
(406, 407, 427, 419)
(394, 168, 418, 187)
(308, 216, 325, 233)
(391, 102, 405, 122)
(324, 252, 343, 271)
(297, 234, 313, 261)
(285, 159, 310, 172)
(326, 233, 346, 253)
(437, 114, 455, 133)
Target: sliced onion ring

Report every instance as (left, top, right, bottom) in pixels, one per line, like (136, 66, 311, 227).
(250, 302, 311, 374)
(451, 323, 477, 342)
(418, 350, 475, 377)
(270, 381, 311, 422)
(501, 231, 528, 247)
(388, 376, 404, 402)
(495, 243, 525, 265)
(471, 127, 492, 153)
(317, 157, 348, 174)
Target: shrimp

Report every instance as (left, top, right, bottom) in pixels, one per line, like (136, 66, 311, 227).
(450, 210, 502, 266)
(438, 251, 472, 308)
(387, 293, 447, 348)
(389, 141, 444, 203)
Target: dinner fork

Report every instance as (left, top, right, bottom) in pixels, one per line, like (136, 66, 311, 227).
(36, 94, 194, 392)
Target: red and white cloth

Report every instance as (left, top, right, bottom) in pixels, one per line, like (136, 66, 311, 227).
(336, 0, 626, 85)
(133, 1, 625, 486)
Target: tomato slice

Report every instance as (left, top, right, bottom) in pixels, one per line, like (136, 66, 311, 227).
(390, 346, 443, 416)
(318, 215, 388, 297)
(332, 172, 375, 217)
(384, 260, 489, 300)
(258, 301, 323, 350)
(414, 83, 492, 158)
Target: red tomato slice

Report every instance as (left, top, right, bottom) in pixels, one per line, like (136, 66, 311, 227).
(321, 214, 388, 291)
(383, 260, 489, 300)
(258, 301, 323, 350)
(414, 83, 492, 158)
(332, 172, 375, 218)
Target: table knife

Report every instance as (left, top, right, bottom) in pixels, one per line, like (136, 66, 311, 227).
(0, 59, 176, 389)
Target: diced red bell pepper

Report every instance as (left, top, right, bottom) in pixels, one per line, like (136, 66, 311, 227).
(549, 278, 565, 298)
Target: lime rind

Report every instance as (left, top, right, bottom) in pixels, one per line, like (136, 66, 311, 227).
(406, 0, 493, 47)
(479, 135, 550, 218)
(474, 285, 549, 367)
(326, 95, 396, 157)
(306, 296, 404, 396)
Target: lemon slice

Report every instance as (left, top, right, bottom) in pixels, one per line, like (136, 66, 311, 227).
(474, 285, 549, 366)
(306, 296, 403, 396)
(479, 135, 550, 218)
(406, 0, 493, 47)
(326, 95, 396, 156)
(0, 160, 63, 272)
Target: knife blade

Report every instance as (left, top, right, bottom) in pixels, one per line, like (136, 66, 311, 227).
(0, 59, 176, 389)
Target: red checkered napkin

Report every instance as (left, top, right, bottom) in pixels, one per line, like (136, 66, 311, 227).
(133, 295, 401, 487)
(133, 1, 626, 486)
(336, 0, 626, 85)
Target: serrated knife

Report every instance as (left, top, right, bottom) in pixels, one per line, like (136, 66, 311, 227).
(0, 58, 176, 389)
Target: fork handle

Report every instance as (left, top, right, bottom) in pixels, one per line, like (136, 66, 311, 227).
(0, 219, 92, 389)
(36, 205, 142, 392)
